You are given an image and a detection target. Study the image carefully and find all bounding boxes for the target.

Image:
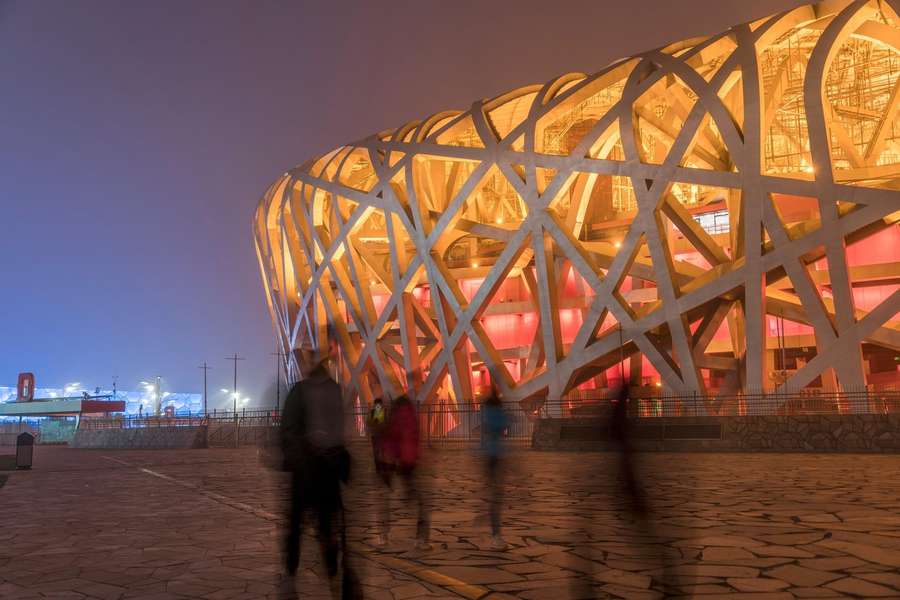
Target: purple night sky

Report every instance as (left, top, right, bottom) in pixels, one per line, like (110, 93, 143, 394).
(0, 0, 803, 407)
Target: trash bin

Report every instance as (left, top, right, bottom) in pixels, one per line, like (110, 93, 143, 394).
(16, 432, 34, 470)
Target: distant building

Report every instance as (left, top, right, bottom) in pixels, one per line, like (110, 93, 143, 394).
(0, 386, 202, 415)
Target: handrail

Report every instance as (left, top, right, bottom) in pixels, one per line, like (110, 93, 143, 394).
(76, 388, 900, 440)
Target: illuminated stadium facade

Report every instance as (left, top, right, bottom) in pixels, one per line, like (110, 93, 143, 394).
(255, 0, 900, 412)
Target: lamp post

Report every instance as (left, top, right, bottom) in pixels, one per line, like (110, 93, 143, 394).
(225, 354, 245, 415)
(140, 376, 162, 416)
(198, 362, 211, 415)
(271, 349, 286, 411)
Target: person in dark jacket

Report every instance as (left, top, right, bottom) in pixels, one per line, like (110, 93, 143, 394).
(481, 388, 509, 549)
(605, 386, 671, 595)
(381, 394, 431, 550)
(280, 349, 348, 597)
(609, 386, 646, 515)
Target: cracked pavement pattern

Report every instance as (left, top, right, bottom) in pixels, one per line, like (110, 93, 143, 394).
(2, 446, 900, 599)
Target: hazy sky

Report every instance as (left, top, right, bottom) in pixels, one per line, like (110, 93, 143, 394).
(0, 0, 804, 408)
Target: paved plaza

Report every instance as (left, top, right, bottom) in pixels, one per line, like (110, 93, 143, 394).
(2, 446, 900, 599)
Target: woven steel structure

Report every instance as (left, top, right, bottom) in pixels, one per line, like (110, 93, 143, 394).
(255, 0, 900, 412)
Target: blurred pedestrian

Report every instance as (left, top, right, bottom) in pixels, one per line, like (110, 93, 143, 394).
(280, 348, 352, 598)
(381, 394, 431, 550)
(368, 396, 390, 484)
(609, 386, 672, 596)
(610, 386, 647, 515)
(481, 388, 509, 550)
(368, 394, 391, 547)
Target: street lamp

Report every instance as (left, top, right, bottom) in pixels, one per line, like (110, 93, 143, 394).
(218, 388, 240, 414)
(140, 376, 162, 416)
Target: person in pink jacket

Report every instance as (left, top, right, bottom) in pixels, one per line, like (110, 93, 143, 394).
(379, 394, 431, 550)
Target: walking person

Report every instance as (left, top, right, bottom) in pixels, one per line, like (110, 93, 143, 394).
(481, 388, 509, 550)
(367, 395, 391, 547)
(280, 347, 353, 598)
(608, 386, 672, 596)
(368, 396, 390, 484)
(381, 393, 431, 551)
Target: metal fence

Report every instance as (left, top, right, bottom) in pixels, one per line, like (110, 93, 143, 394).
(347, 402, 535, 448)
(536, 388, 900, 418)
(78, 409, 280, 430)
(0, 423, 40, 446)
(76, 405, 531, 447)
(78, 410, 282, 448)
(75, 388, 900, 448)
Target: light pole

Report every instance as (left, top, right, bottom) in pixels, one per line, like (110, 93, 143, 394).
(140, 376, 162, 415)
(271, 349, 286, 411)
(225, 354, 245, 415)
(198, 362, 212, 415)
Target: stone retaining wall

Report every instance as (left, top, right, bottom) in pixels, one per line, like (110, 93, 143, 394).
(533, 414, 900, 452)
(0, 433, 36, 446)
(0, 426, 40, 446)
(71, 426, 208, 449)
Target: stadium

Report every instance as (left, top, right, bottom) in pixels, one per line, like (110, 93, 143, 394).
(254, 0, 900, 416)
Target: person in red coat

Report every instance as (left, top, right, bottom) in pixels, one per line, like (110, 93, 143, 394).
(380, 394, 431, 550)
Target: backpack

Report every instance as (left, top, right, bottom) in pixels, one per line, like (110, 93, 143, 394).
(370, 404, 385, 425)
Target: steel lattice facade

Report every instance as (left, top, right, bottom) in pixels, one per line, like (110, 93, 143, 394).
(255, 0, 900, 411)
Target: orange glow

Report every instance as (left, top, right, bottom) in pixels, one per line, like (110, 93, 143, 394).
(256, 1, 900, 408)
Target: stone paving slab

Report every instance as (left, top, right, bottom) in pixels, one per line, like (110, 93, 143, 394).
(2, 447, 900, 599)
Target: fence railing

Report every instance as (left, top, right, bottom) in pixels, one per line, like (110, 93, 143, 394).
(76, 389, 900, 447)
(535, 388, 900, 418)
(0, 423, 41, 446)
(76, 410, 282, 448)
(348, 402, 535, 447)
(78, 409, 281, 431)
(78, 415, 208, 430)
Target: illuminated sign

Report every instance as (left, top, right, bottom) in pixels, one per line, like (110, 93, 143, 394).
(16, 373, 35, 402)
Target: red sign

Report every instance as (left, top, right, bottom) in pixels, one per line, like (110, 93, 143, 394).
(81, 400, 127, 414)
(16, 373, 35, 402)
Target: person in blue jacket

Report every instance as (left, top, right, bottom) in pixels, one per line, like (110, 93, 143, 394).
(481, 386, 509, 549)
